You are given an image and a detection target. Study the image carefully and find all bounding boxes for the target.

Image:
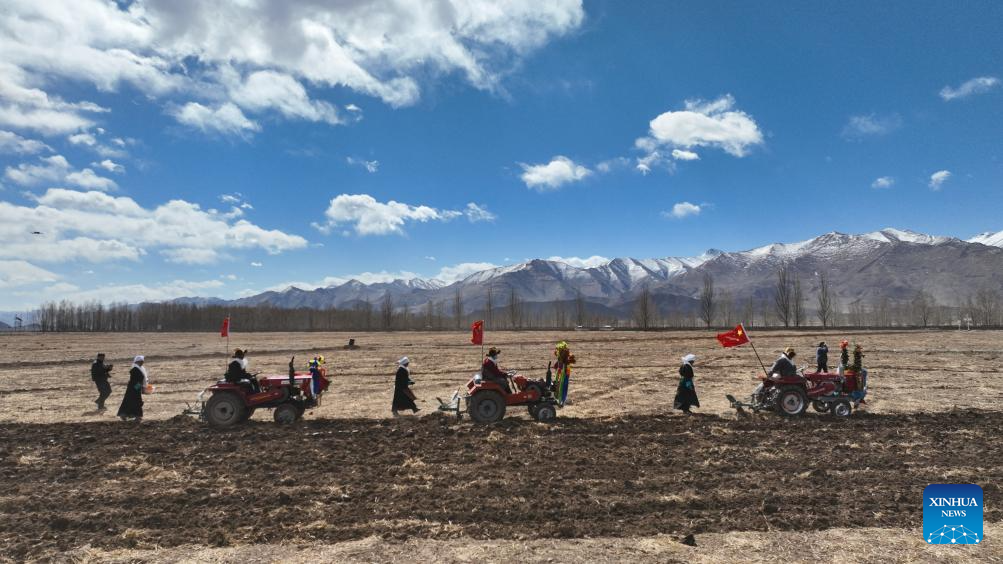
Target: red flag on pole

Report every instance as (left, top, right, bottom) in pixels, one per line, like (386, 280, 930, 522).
(716, 323, 750, 348)
(470, 320, 484, 345)
(220, 316, 230, 338)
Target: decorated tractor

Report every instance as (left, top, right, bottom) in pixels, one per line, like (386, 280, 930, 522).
(727, 367, 868, 417)
(438, 368, 560, 423)
(185, 357, 330, 427)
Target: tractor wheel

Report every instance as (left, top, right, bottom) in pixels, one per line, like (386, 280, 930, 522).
(469, 391, 506, 423)
(533, 404, 557, 422)
(831, 400, 852, 417)
(811, 400, 829, 413)
(205, 392, 246, 428)
(273, 403, 299, 424)
(527, 404, 540, 418)
(776, 386, 808, 416)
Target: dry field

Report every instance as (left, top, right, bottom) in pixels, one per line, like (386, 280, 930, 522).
(1, 329, 1001, 562)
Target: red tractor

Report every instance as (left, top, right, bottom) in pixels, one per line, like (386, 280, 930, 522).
(438, 368, 559, 423)
(185, 358, 330, 427)
(727, 367, 868, 417)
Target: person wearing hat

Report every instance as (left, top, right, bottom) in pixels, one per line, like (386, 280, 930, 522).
(768, 347, 798, 379)
(117, 355, 146, 421)
(225, 348, 258, 393)
(391, 357, 419, 417)
(816, 341, 829, 373)
(481, 347, 511, 393)
(90, 353, 113, 411)
(674, 354, 700, 414)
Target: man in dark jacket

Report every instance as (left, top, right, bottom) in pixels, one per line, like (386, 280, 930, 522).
(816, 342, 829, 373)
(769, 347, 798, 378)
(225, 349, 258, 393)
(91, 353, 113, 410)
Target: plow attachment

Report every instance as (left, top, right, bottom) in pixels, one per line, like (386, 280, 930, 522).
(436, 390, 464, 419)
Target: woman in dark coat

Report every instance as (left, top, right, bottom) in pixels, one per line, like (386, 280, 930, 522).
(118, 355, 146, 421)
(392, 357, 419, 417)
(674, 354, 700, 414)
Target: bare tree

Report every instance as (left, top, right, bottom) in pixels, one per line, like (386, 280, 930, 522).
(699, 273, 715, 328)
(380, 293, 394, 330)
(574, 288, 586, 327)
(816, 272, 833, 327)
(453, 287, 464, 329)
(974, 288, 1000, 327)
(634, 285, 653, 329)
(742, 296, 755, 327)
(774, 264, 793, 328)
(507, 287, 522, 329)
(792, 272, 805, 327)
(485, 286, 494, 328)
(910, 291, 933, 327)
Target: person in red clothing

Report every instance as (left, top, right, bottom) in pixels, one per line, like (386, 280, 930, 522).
(481, 347, 511, 393)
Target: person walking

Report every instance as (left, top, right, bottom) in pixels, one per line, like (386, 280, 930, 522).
(816, 341, 829, 373)
(391, 357, 419, 417)
(117, 355, 147, 422)
(91, 353, 113, 411)
(674, 354, 700, 414)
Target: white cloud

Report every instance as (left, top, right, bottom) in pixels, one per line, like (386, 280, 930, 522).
(671, 149, 700, 161)
(250, 261, 263, 267)
(0, 62, 109, 135)
(346, 157, 380, 173)
(940, 76, 1000, 101)
(842, 113, 902, 138)
(519, 156, 591, 190)
(315, 194, 464, 236)
(33, 279, 226, 305)
(0, 130, 51, 154)
(0, 260, 59, 289)
(68, 130, 127, 158)
(871, 176, 895, 189)
(0, 188, 308, 265)
(595, 157, 630, 173)
(636, 95, 763, 162)
(0, 1, 584, 135)
(4, 154, 117, 191)
(547, 255, 610, 268)
(464, 203, 496, 222)
(663, 202, 702, 219)
(94, 159, 125, 173)
(424, 256, 437, 261)
(929, 170, 952, 191)
(435, 262, 499, 283)
(171, 102, 260, 137)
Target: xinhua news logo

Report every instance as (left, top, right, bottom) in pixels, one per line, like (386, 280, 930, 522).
(923, 484, 983, 545)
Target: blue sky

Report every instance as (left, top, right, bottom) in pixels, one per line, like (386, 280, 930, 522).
(1, 0, 1001, 310)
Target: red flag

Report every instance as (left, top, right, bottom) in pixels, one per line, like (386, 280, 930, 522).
(470, 320, 484, 345)
(220, 316, 230, 338)
(716, 323, 750, 348)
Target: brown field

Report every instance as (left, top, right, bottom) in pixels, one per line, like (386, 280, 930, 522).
(1, 329, 1001, 562)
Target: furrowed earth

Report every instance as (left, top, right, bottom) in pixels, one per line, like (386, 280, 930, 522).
(0, 330, 1000, 562)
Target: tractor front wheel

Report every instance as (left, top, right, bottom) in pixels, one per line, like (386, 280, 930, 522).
(469, 391, 506, 423)
(206, 392, 246, 428)
(533, 404, 557, 422)
(831, 400, 852, 417)
(274, 403, 299, 424)
(777, 386, 807, 416)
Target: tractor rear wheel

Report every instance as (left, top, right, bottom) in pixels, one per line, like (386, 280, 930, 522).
(206, 392, 246, 428)
(533, 404, 557, 422)
(469, 391, 506, 423)
(811, 400, 829, 413)
(274, 403, 299, 424)
(777, 386, 807, 416)
(831, 400, 852, 417)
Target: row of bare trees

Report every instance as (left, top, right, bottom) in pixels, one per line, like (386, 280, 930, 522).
(22, 278, 1003, 332)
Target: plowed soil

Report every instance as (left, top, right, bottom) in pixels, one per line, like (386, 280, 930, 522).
(1, 409, 999, 561)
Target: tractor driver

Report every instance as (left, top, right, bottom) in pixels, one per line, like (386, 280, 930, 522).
(225, 348, 259, 393)
(768, 347, 798, 379)
(481, 347, 511, 393)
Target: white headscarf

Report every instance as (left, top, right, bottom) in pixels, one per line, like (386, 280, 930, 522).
(132, 355, 149, 384)
(682, 354, 697, 365)
(397, 356, 410, 374)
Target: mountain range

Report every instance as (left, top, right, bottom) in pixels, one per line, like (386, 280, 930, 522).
(175, 227, 1003, 316)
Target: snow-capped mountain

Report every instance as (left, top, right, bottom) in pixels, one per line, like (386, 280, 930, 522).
(174, 227, 1003, 313)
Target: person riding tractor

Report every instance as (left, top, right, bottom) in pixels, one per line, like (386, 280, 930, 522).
(481, 347, 511, 392)
(769, 347, 798, 379)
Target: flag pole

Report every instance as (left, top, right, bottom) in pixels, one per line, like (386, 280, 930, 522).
(741, 323, 770, 377)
